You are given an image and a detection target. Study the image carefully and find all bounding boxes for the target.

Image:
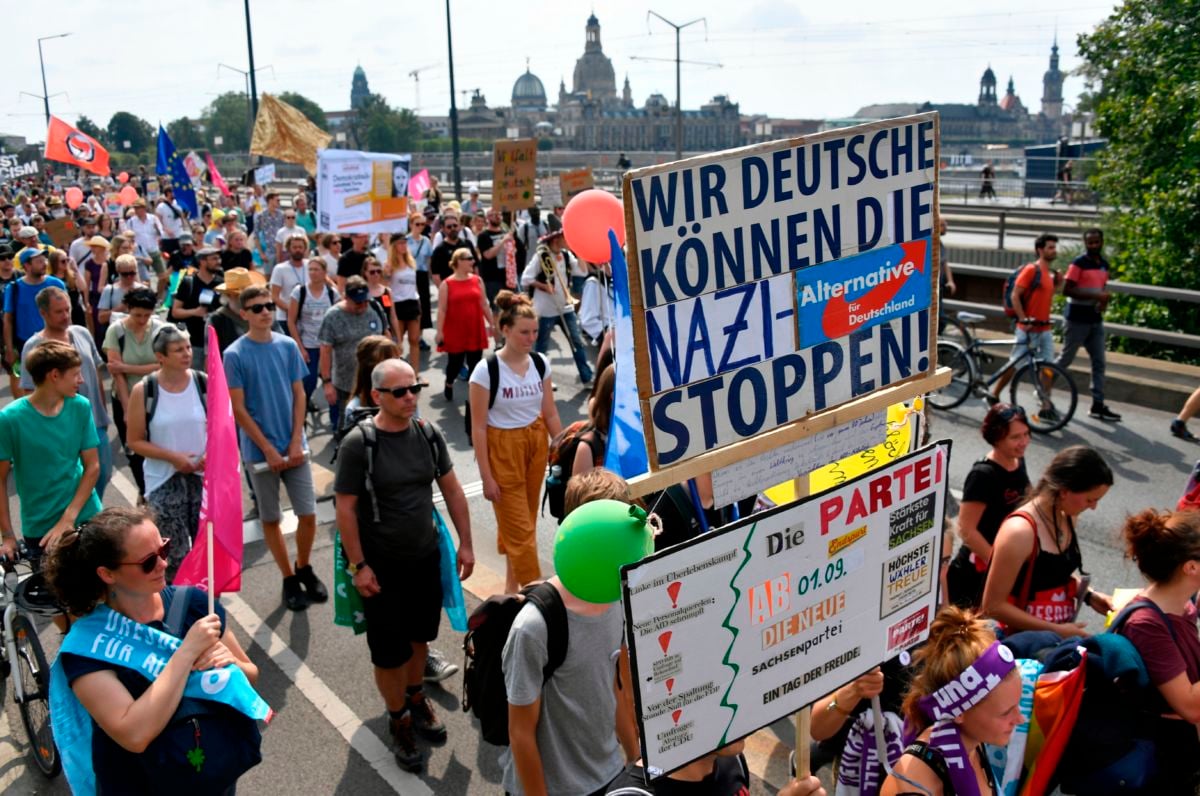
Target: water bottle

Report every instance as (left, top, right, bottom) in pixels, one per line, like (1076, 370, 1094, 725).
(547, 465, 563, 486)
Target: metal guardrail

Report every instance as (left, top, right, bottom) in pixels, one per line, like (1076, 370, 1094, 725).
(944, 262, 1200, 349)
(941, 203, 1101, 249)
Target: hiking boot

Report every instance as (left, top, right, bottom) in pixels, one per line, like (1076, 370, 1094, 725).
(407, 690, 447, 743)
(423, 650, 459, 684)
(282, 575, 308, 611)
(1090, 404, 1122, 422)
(1172, 419, 1198, 442)
(389, 712, 425, 772)
(1034, 406, 1060, 424)
(295, 563, 328, 603)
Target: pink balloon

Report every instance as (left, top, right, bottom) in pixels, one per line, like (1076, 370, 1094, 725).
(65, 187, 84, 210)
(118, 171, 130, 184)
(118, 185, 139, 206)
(561, 189, 625, 264)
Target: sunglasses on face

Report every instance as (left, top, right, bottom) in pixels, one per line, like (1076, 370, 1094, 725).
(120, 539, 171, 574)
(245, 301, 276, 314)
(118, 270, 136, 277)
(378, 383, 425, 398)
(366, 269, 382, 275)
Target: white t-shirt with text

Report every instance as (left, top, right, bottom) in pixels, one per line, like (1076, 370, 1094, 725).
(469, 353, 550, 429)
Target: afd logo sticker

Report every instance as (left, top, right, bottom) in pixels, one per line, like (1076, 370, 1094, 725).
(795, 240, 931, 348)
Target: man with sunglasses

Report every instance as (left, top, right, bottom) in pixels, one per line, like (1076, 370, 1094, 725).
(335, 357, 474, 772)
(225, 284, 326, 611)
(0, 340, 102, 566)
(430, 214, 478, 287)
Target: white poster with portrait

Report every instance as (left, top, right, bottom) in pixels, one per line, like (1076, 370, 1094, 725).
(316, 149, 411, 234)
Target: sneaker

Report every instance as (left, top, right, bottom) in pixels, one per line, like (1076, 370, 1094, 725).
(1035, 406, 1060, 423)
(459, 365, 469, 380)
(389, 713, 425, 772)
(294, 563, 328, 603)
(407, 690, 447, 743)
(1090, 404, 1122, 421)
(282, 575, 308, 611)
(423, 650, 459, 684)
(443, 382, 453, 401)
(419, 339, 430, 351)
(1171, 419, 1198, 442)
(243, 504, 259, 522)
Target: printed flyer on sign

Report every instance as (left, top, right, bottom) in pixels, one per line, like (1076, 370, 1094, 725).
(621, 441, 950, 776)
(316, 149, 411, 234)
(624, 113, 940, 469)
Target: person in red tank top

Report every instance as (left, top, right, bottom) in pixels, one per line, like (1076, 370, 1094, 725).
(435, 248, 493, 401)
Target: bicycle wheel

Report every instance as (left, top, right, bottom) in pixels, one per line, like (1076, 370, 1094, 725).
(927, 341, 976, 410)
(1009, 360, 1078, 433)
(938, 314, 973, 349)
(11, 612, 60, 778)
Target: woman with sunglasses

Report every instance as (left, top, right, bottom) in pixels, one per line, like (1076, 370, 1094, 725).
(364, 255, 404, 345)
(45, 506, 263, 795)
(317, 233, 341, 279)
(437, 248, 493, 402)
(407, 214, 434, 342)
(982, 445, 1115, 639)
(126, 326, 206, 581)
(947, 404, 1032, 610)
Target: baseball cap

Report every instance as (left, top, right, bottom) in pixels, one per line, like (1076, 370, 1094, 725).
(196, 246, 220, 258)
(346, 284, 370, 303)
(19, 248, 46, 266)
(0, 246, 13, 260)
(179, 233, 195, 245)
(17, 226, 38, 240)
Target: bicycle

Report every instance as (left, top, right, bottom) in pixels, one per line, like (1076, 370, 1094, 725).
(1, 549, 62, 778)
(927, 311, 1078, 433)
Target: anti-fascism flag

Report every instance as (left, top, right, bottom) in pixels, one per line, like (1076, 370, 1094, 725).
(250, 92, 332, 174)
(44, 116, 110, 176)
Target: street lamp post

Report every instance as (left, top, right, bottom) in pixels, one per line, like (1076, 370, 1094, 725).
(445, 0, 463, 201)
(648, 12, 704, 161)
(36, 32, 71, 129)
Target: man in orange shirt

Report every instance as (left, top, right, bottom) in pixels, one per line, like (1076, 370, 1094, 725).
(995, 234, 1061, 416)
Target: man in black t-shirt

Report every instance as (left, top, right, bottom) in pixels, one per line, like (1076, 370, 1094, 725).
(430, 216, 478, 284)
(169, 247, 223, 371)
(334, 358, 474, 773)
(475, 207, 513, 306)
(337, 233, 370, 291)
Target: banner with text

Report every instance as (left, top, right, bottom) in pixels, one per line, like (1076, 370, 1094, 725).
(560, 166, 595, 205)
(492, 139, 537, 212)
(0, 155, 38, 182)
(625, 113, 939, 468)
(622, 442, 949, 775)
(316, 149, 411, 234)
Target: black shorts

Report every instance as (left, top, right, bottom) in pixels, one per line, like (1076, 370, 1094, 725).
(362, 548, 443, 669)
(394, 299, 420, 322)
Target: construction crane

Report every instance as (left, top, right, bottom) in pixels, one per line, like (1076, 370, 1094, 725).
(407, 63, 438, 111)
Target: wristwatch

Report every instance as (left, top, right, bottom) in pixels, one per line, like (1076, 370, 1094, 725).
(348, 560, 367, 575)
(825, 696, 851, 716)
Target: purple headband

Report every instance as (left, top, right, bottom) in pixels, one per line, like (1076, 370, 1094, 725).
(918, 641, 1016, 722)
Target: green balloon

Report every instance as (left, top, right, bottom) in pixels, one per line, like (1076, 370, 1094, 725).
(554, 500, 653, 603)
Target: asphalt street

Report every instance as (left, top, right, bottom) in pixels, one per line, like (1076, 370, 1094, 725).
(0, 325, 1195, 795)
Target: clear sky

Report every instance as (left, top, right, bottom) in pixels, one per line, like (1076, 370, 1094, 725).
(2, 0, 1117, 144)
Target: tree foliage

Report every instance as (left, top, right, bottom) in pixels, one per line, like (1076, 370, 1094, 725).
(75, 115, 106, 145)
(349, 94, 423, 153)
(106, 112, 154, 154)
(1078, 0, 1200, 355)
(166, 116, 206, 151)
(277, 92, 327, 130)
(204, 92, 253, 153)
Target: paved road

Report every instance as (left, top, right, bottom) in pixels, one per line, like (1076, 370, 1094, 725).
(1, 327, 1194, 795)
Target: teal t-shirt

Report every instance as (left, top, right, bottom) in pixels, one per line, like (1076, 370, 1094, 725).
(0, 395, 102, 538)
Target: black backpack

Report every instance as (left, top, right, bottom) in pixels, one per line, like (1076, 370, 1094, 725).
(461, 581, 567, 747)
(1002, 262, 1042, 318)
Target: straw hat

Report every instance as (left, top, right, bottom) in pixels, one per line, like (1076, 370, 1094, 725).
(215, 267, 267, 295)
(85, 236, 111, 249)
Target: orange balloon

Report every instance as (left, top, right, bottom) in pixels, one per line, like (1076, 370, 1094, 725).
(118, 185, 139, 206)
(118, 171, 130, 184)
(561, 189, 625, 264)
(65, 187, 84, 210)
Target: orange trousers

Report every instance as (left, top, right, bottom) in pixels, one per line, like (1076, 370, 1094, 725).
(487, 418, 548, 586)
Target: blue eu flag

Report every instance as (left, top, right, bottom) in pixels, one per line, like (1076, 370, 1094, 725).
(156, 125, 198, 217)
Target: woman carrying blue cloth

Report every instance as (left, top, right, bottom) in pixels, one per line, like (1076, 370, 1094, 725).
(45, 507, 268, 795)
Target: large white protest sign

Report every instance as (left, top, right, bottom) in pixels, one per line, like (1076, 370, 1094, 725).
(316, 149, 411, 234)
(253, 163, 276, 186)
(623, 114, 941, 471)
(622, 442, 949, 776)
(0, 154, 38, 182)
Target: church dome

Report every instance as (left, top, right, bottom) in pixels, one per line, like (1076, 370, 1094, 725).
(981, 66, 996, 85)
(512, 69, 547, 111)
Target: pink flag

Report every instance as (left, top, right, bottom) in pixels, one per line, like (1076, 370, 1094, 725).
(408, 168, 430, 201)
(174, 325, 244, 593)
(206, 152, 232, 198)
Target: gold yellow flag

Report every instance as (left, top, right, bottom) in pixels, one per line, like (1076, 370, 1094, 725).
(250, 93, 332, 174)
